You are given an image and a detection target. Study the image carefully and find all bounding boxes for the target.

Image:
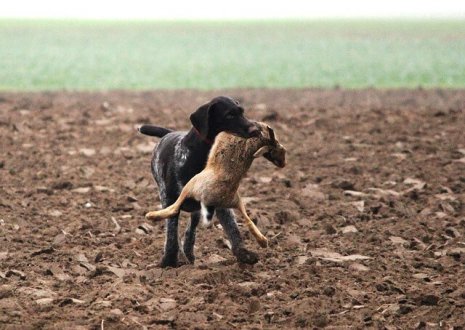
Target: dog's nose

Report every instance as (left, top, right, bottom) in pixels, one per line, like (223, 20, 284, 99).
(248, 125, 260, 137)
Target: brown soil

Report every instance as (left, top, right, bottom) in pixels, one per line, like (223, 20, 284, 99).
(1, 89, 465, 329)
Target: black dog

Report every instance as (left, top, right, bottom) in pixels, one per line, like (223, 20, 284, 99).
(139, 96, 261, 267)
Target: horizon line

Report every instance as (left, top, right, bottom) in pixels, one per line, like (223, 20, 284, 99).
(1, 16, 464, 21)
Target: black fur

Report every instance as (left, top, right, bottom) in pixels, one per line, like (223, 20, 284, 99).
(139, 96, 260, 267)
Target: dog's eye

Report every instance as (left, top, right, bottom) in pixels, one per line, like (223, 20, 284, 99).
(225, 114, 235, 120)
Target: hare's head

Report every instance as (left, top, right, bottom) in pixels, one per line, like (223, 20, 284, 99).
(253, 122, 286, 168)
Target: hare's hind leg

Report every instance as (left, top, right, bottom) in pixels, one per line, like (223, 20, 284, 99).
(146, 180, 195, 221)
(236, 195, 268, 248)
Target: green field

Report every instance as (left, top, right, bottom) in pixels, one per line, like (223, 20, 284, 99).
(0, 19, 464, 90)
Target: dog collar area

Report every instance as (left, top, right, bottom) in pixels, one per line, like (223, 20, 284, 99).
(192, 127, 213, 145)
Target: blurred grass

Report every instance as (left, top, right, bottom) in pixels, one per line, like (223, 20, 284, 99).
(0, 19, 464, 90)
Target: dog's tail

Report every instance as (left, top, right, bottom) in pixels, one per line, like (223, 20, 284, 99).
(138, 124, 173, 138)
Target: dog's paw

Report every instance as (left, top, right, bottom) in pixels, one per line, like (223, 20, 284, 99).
(233, 247, 259, 265)
(159, 255, 178, 268)
(182, 248, 196, 264)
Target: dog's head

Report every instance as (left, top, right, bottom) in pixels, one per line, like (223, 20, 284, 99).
(190, 96, 259, 141)
(253, 122, 286, 168)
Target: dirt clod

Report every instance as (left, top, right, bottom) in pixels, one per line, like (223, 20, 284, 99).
(416, 294, 439, 306)
(322, 286, 336, 297)
(331, 179, 355, 190)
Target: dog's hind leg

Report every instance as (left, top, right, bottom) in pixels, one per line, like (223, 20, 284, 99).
(236, 195, 268, 248)
(182, 211, 201, 264)
(159, 194, 180, 268)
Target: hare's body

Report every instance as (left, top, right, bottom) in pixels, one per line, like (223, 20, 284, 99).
(184, 169, 240, 208)
(146, 122, 286, 247)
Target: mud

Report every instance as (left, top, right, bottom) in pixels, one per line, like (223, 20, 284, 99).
(1, 89, 465, 328)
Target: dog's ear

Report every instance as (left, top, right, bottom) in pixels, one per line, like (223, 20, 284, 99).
(190, 101, 214, 139)
(253, 146, 271, 158)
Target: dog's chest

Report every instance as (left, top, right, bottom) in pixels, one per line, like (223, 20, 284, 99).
(175, 141, 209, 182)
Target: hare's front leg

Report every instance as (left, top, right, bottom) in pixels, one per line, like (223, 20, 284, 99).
(235, 194, 268, 248)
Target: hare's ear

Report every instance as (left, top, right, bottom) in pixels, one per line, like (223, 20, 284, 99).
(267, 125, 276, 144)
(253, 146, 270, 158)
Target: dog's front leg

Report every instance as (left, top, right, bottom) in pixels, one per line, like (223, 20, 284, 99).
(216, 208, 259, 265)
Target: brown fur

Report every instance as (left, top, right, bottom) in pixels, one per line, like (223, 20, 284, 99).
(145, 122, 286, 247)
